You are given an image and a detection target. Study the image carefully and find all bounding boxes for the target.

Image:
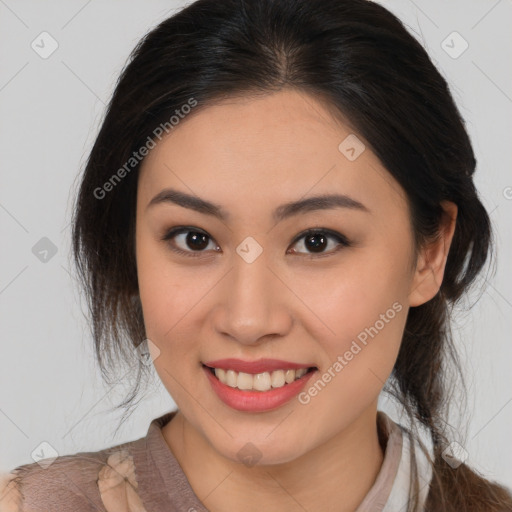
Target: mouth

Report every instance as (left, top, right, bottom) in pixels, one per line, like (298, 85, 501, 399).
(202, 364, 317, 392)
(202, 359, 318, 412)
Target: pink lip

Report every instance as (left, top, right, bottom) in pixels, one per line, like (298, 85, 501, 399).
(203, 358, 316, 374)
(203, 365, 317, 413)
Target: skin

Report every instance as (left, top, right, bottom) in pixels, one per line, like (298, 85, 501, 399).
(135, 88, 457, 512)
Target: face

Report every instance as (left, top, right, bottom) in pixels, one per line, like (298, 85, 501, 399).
(135, 89, 422, 465)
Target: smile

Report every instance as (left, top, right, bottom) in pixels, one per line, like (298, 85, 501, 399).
(206, 366, 314, 392)
(202, 358, 318, 412)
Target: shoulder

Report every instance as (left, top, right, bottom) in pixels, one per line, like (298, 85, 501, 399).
(0, 450, 107, 512)
(0, 443, 148, 512)
(0, 471, 20, 512)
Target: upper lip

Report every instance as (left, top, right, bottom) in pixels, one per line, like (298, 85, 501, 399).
(203, 358, 316, 374)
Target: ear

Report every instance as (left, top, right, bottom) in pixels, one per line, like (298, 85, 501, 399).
(408, 200, 458, 307)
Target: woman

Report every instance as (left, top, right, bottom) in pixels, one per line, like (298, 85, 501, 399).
(1, 0, 511, 510)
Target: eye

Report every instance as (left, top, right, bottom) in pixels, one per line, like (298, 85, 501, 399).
(161, 227, 219, 258)
(161, 227, 351, 258)
(288, 229, 351, 257)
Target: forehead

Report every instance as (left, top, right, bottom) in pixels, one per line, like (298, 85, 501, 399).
(137, 89, 408, 221)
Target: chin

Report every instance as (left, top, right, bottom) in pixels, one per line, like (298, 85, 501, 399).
(211, 432, 307, 467)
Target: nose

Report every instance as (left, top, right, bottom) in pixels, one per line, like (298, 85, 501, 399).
(212, 249, 293, 346)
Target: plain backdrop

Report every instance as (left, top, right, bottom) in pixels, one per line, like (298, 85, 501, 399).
(1, 0, 511, 489)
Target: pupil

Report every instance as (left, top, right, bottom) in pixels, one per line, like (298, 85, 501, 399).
(187, 232, 208, 250)
(306, 233, 326, 253)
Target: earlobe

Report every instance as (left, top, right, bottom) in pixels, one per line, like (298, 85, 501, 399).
(408, 201, 458, 307)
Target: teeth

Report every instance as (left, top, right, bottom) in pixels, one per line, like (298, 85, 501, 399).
(226, 369, 237, 388)
(213, 367, 311, 391)
(270, 370, 285, 388)
(253, 372, 271, 391)
(237, 371, 253, 390)
(284, 369, 295, 384)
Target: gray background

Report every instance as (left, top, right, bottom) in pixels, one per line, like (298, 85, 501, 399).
(1, 0, 511, 488)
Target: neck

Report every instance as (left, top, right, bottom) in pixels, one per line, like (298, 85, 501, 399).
(163, 403, 384, 512)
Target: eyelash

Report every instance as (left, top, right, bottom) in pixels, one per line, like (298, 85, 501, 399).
(160, 226, 351, 259)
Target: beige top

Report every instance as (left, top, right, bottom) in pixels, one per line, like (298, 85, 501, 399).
(0, 410, 433, 511)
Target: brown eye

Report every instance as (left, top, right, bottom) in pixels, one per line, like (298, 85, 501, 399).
(288, 229, 350, 257)
(161, 226, 350, 259)
(182, 231, 210, 251)
(304, 233, 328, 253)
(162, 227, 219, 257)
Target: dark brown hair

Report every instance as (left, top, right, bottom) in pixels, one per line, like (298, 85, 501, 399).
(71, 0, 512, 509)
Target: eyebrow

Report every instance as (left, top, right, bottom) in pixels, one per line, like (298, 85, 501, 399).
(146, 187, 370, 222)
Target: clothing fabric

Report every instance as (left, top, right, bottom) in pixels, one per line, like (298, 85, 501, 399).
(0, 410, 433, 512)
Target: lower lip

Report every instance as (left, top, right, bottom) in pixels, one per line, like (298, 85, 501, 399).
(203, 366, 317, 413)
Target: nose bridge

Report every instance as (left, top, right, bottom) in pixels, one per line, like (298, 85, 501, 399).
(214, 242, 291, 344)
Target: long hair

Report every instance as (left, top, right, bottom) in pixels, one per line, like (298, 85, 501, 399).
(71, 1, 512, 509)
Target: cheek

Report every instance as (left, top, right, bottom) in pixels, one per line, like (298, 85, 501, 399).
(294, 289, 406, 443)
(135, 232, 219, 393)
(289, 249, 409, 407)
(136, 230, 192, 334)
(290, 251, 409, 354)
(136, 247, 204, 408)
(301, 286, 405, 403)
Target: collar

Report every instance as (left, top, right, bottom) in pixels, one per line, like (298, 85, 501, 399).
(130, 410, 434, 512)
(354, 412, 433, 511)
